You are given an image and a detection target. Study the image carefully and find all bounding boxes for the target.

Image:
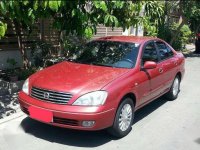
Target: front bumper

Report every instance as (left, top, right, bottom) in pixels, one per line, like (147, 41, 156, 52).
(18, 92, 116, 130)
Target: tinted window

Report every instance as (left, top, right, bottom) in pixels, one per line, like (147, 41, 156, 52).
(156, 41, 174, 60)
(74, 41, 140, 69)
(142, 42, 158, 65)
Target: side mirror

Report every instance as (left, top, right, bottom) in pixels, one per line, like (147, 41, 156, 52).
(143, 61, 157, 69)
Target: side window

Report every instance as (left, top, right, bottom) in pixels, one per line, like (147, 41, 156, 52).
(155, 41, 174, 60)
(142, 42, 158, 65)
(166, 45, 174, 57)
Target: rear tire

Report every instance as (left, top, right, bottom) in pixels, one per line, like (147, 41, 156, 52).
(107, 98, 134, 138)
(165, 76, 180, 100)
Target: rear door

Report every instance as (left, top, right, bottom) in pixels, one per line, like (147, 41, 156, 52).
(155, 41, 178, 90)
(140, 41, 166, 103)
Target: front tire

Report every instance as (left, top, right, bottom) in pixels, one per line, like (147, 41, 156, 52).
(107, 98, 134, 138)
(165, 76, 180, 100)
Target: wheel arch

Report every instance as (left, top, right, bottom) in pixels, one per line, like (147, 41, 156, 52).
(176, 72, 182, 81)
(119, 92, 137, 108)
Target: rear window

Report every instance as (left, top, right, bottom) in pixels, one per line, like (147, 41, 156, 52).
(155, 41, 174, 60)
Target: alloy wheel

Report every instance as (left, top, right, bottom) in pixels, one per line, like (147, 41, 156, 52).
(118, 103, 132, 132)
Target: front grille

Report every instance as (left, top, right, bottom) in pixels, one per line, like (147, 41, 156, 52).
(53, 117, 79, 126)
(31, 87, 73, 104)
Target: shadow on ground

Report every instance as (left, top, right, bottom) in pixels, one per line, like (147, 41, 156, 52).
(183, 52, 200, 58)
(195, 138, 200, 144)
(20, 97, 167, 147)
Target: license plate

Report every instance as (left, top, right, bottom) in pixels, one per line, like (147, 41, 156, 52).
(29, 106, 53, 123)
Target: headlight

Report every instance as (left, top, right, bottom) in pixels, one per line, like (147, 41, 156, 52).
(22, 78, 29, 95)
(72, 91, 108, 106)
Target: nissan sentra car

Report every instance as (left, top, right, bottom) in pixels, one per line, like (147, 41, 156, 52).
(18, 36, 185, 138)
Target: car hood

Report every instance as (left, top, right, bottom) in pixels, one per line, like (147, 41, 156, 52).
(30, 61, 130, 95)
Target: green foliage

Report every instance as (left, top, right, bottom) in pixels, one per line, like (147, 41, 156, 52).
(0, 1, 36, 27)
(143, 1, 165, 37)
(2, 0, 197, 61)
(30, 41, 56, 67)
(0, 0, 146, 69)
(0, 0, 145, 40)
(143, 20, 158, 37)
(157, 24, 172, 43)
(62, 36, 87, 58)
(48, 1, 61, 12)
(84, 27, 93, 39)
(188, 1, 200, 33)
(0, 21, 7, 39)
(36, 0, 143, 37)
(145, 0, 199, 50)
(0, 0, 41, 39)
(18, 68, 36, 80)
(158, 23, 192, 50)
(144, 1, 164, 24)
(180, 24, 192, 45)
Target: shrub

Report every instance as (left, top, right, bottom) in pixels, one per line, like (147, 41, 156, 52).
(158, 23, 192, 50)
(62, 35, 88, 58)
(17, 68, 37, 80)
(30, 41, 56, 67)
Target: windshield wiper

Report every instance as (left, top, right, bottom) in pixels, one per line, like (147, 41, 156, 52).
(66, 59, 93, 65)
(91, 63, 114, 68)
(66, 59, 115, 68)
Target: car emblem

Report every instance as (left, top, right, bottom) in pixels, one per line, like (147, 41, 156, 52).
(44, 92, 50, 99)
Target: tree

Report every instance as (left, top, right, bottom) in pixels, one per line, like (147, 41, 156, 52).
(188, 1, 200, 35)
(143, 0, 198, 50)
(0, 0, 37, 68)
(169, 0, 200, 45)
(143, 1, 165, 36)
(0, 0, 145, 65)
(1, 0, 179, 66)
(35, 0, 144, 51)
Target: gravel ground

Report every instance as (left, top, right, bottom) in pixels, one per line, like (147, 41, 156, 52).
(0, 79, 23, 119)
(0, 93, 19, 119)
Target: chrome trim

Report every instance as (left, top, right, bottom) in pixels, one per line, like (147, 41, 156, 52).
(19, 98, 115, 114)
(31, 87, 73, 104)
(32, 87, 72, 97)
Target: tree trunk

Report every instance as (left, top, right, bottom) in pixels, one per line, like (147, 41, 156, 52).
(165, 0, 169, 26)
(170, 0, 185, 46)
(13, 21, 28, 69)
(58, 30, 65, 57)
(195, 25, 200, 35)
(195, 25, 200, 53)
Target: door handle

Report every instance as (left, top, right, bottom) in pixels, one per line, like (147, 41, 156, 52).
(172, 61, 178, 66)
(174, 61, 178, 66)
(159, 68, 163, 73)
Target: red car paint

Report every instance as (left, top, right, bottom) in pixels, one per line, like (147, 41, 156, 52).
(18, 36, 185, 130)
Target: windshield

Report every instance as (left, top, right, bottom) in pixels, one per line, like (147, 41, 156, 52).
(72, 41, 140, 69)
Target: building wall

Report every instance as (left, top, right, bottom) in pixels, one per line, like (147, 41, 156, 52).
(93, 25, 124, 39)
(0, 19, 59, 70)
(0, 50, 23, 69)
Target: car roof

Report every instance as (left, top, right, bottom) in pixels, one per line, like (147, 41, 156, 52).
(95, 36, 158, 44)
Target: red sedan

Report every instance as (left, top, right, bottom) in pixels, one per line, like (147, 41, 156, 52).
(18, 36, 185, 138)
